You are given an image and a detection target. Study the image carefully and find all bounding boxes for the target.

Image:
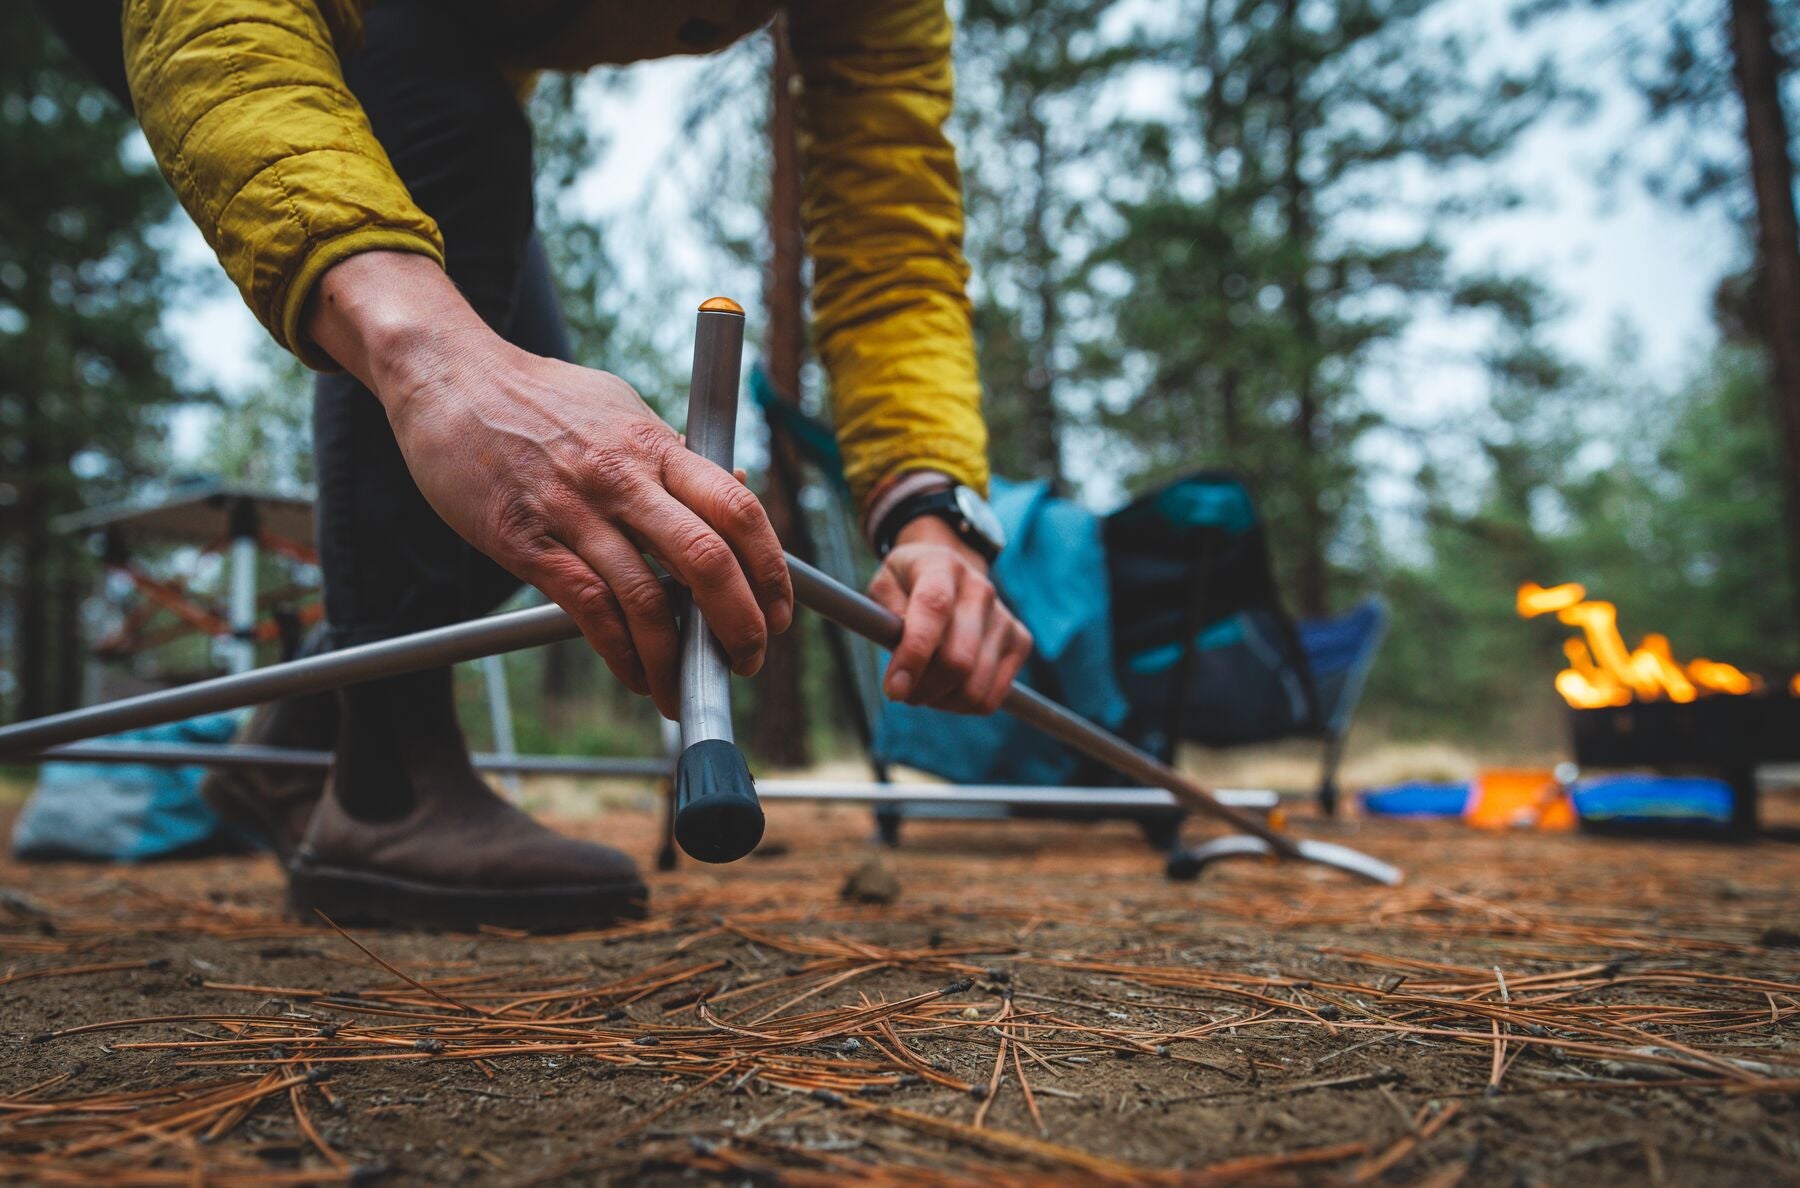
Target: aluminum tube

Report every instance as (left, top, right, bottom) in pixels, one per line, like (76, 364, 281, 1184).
(753, 781, 1278, 810)
(5, 555, 1286, 848)
(1170, 835, 1403, 887)
(782, 554, 1301, 855)
(481, 654, 523, 799)
(18, 741, 1280, 814)
(1, 550, 1398, 877)
(668, 300, 762, 864)
(0, 547, 1324, 864)
(23, 740, 670, 779)
(228, 535, 259, 674)
(678, 303, 746, 748)
(0, 602, 580, 756)
(3, 546, 1327, 861)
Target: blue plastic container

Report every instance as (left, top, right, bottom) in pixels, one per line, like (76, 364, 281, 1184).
(1359, 781, 1473, 818)
(1570, 774, 1734, 827)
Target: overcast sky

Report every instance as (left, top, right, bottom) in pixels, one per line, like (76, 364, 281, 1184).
(159, 1, 1739, 512)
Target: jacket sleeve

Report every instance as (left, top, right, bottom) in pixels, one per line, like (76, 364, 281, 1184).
(122, 0, 444, 368)
(788, 0, 989, 510)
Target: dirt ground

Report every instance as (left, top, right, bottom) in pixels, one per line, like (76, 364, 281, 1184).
(2, 784, 1798, 1186)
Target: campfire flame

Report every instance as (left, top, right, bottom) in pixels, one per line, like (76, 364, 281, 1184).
(1517, 582, 1763, 709)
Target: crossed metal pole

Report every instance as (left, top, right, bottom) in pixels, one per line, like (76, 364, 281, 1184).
(0, 301, 1401, 887)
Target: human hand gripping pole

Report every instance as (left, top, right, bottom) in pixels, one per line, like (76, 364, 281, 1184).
(671, 298, 764, 863)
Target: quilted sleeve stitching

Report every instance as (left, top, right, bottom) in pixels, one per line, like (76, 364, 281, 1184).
(218, 41, 316, 330)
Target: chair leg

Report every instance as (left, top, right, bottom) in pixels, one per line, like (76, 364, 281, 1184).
(1318, 733, 1348, 816)
(874, 805, 903, 848)
(1137, 812, 1183, 854)
(656, 777, 679, 871)
(1727, 764, 1759, 837)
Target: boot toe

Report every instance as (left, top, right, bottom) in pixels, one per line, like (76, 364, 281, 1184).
(292, 784, 648, 932)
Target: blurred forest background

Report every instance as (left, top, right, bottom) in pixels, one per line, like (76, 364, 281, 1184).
(3, 0, 1798, 772)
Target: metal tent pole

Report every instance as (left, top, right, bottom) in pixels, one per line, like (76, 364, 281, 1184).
(24, 740, 671, 779)
(481, 653, 523, 800)
(0, 551, 1404, 876)
(0, 602, 581, 755)
(669, 298, 763, 863)
(0, 559, 1400, 884)
(226, 496, 261, 674)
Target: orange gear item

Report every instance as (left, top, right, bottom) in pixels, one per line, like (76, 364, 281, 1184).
(1466, 769, 1576, 832)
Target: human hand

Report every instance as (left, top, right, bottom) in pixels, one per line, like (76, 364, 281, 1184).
(306, 252, 792, 719)
(867, 516, 1033, 714)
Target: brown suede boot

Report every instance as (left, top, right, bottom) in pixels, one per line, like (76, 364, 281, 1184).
(285, 668, 647, 932)
(199, 690, 337, 861)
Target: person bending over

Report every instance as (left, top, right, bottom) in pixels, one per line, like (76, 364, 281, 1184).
(43, 0, 1030, 929)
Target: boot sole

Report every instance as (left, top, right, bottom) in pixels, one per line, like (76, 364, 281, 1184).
(286, 860, 649, 933)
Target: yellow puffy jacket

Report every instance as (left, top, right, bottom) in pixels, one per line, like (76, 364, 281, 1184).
(121, 0, 987, 506)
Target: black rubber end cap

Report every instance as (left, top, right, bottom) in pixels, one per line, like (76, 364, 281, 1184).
(1164, 849, 1202, 882)
(673, 738, 763, 864)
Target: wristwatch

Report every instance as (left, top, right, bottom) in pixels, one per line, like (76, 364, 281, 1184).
(873, 484, 1006, 563)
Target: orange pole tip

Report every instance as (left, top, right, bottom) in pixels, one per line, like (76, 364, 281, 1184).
(699, 296, 744, 315)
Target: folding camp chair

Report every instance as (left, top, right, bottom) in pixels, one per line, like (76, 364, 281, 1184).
(1104, 471, 1388, 816)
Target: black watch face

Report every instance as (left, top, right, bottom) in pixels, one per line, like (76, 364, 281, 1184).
(953, 486, 1006, 554)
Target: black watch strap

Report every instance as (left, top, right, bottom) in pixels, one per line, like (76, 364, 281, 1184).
(874, 488, 1000, 562)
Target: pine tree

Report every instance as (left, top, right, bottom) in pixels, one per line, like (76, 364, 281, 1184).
(1093, 0, 1559, 616)
(1726, 0, 1800, 637)
(0, 12, 193, 719)
(956, 0, 1142, 487)
(1528, 0, 1800, 634)
(750, 15, 811, 767)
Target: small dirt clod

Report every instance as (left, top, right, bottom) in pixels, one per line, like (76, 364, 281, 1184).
(840, 855, 901, 904)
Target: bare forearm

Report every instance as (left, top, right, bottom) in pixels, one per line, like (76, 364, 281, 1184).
(304, 251, 500, 408)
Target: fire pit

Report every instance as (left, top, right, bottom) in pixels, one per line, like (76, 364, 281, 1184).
(1568, 697, 1800, 832)
(1519, 582, 1800, 834)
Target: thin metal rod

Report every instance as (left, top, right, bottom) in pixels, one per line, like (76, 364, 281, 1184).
(1169, 835, 1403, 886)
(679, 304, 745, 748)
(23, 740, 669, 779)
(14, 738, 1278, 812)
(228, 533, 258, 674)
(755, 781, 1279, 810)
(780, 555, 1303, 855)
(0, 602, 580, 755)
(1, 552, 1315, 858)
(482, 653, 523, 799)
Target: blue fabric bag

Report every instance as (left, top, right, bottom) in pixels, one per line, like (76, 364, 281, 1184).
(11, 712, 251, 861)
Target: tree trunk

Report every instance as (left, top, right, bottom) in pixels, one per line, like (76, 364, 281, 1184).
(1728, 0, 1800, 636)
(1220, 366, 1242, 455)
(1278, 0, 1328, 618)
(749, 13, 812, 768)
(53, 568, 86, 713)
(17, 379, 49, 721)
(1023, 102, 1066, 487)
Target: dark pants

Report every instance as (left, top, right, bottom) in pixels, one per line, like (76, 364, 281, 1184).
(45, 0, 560, 646)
